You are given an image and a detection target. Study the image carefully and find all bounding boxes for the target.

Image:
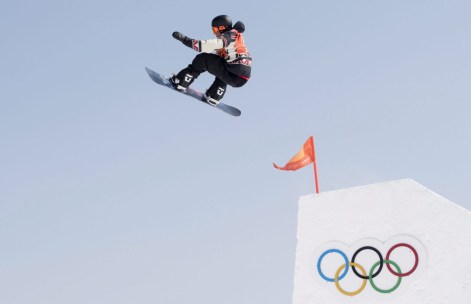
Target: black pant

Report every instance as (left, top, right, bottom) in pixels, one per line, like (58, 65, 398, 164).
(184, 53, 248, 88)
(176, 53, 248, 100)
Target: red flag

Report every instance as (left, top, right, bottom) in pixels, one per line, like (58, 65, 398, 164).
(274, 136, 320, 193)
(273, 136, 315, 171)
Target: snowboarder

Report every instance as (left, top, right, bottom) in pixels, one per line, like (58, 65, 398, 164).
(170, 15, 252, 105)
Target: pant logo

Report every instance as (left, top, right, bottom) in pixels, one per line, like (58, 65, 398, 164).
(184, 74, 193, 82)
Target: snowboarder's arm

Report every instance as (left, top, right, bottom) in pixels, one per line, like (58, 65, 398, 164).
(172, 31, 226, 53)
(198, 33, 231, 53)
(172, 31, 206, 52)
(198, 39, 224, 53)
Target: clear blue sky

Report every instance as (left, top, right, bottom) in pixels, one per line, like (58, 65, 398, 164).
(1, 1, 470, 303)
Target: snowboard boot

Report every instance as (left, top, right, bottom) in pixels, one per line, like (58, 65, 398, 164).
(170, 70, 196, 92)
(203, 82, 227, 105)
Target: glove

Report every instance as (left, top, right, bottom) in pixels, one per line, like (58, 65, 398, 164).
(172, 31, 193, 48)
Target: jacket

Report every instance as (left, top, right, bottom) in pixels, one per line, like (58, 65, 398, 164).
(192, 29, 252, 79)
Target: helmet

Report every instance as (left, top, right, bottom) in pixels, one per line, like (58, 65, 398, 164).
(211, 15, 232, 34)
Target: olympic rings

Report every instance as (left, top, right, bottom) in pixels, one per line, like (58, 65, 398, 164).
(369, 260, 402, 293)
(317, 249, 349, 282)
(316, 243, 419, 295)
(351, 246, 383, 279)
(335, 262, 367, 296)
(386, 243, 419, 277)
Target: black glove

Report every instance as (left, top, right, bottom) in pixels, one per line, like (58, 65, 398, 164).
(172, 31, 193, 48)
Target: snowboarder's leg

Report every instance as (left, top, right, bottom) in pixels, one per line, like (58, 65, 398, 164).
(171, 68, 198, 91)
(195, 53, 248, 88)
(191, 53, 233, 82)
(203, 78, 227, 105)
(172, 53, 245, 100)
(171, 53, 219, 90)
(190, 53, 239, 103)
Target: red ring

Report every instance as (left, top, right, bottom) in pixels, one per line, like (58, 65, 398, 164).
(386, 243, 419, 277)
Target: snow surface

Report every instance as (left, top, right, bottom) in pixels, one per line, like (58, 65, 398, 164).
(292, 179, 471, 303)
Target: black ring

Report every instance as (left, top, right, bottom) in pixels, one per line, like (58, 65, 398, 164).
(351, 246, 384, 279)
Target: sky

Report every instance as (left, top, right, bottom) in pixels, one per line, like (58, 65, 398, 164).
(1, 0, 470, 303)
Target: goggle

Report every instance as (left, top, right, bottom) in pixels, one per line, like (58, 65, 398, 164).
(212, 25, 227, 35)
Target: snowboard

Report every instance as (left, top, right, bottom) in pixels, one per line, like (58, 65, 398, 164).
(145, 67, 241, 117)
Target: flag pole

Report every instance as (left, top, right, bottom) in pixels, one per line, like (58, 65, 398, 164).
(311, 136, 320, 193)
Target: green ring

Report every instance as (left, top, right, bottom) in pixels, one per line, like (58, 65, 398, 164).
(369, 260, 402, 293)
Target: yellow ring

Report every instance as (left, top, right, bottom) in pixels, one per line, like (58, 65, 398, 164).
(334, 262, 367, 296)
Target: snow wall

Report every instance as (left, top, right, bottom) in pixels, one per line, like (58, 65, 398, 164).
(292, 179, 471, 303)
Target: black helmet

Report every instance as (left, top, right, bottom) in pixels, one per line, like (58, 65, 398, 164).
(211, 15, 232, 33)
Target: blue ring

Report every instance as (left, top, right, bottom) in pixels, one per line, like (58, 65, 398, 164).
(317, 249, 349, 282)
